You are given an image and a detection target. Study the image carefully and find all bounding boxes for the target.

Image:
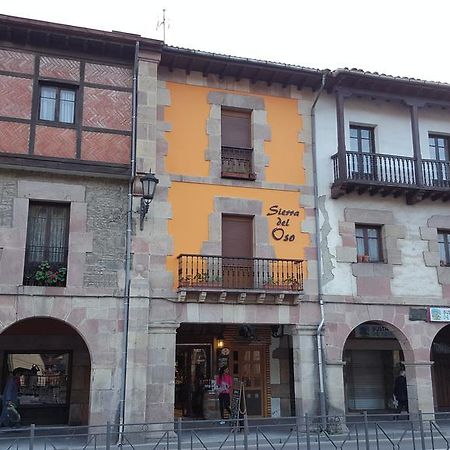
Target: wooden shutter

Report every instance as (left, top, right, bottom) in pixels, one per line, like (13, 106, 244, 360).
(221, 109, 251, 149)
(222, 215, 253, 259)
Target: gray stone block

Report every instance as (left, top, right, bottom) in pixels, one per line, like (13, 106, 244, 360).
(344, 208, 394, 225)
(438, 267, 450, 284)
(420, 226, 438, 241)
(424, 251, 440, 267)
(428, 215, 450, 228)
(336, 246, 357, 263)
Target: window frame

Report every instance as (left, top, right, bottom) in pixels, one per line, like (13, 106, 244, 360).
(38, 83, 77, 126)
(355, 224, 384, 263)
(349, 125, 376, 154)
(220, 107, 255, 180)
(438, 229, 450, 267)
(23, 201, 71, 286)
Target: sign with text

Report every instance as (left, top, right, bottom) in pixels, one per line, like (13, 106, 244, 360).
(266, 205, 300, 243)
(354, 323, 394, 339)
(429, 307, 450, 322)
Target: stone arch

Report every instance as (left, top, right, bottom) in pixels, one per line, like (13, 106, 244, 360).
(340, 319, 414, 362)
(340, 320, 413, 413)
(0, 316, 92, 425)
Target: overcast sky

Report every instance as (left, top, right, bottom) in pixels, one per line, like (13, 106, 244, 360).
(3, 0, 450, 83)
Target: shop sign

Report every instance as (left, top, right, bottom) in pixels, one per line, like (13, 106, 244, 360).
(429, 307, 450, 322)
(354, 324, 394, 339)
(266, 205, 300, 243)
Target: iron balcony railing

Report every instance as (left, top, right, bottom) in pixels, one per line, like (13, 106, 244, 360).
(332, 151, 450, 188)
(177, 254, 303, 291)
(221, 147, 256, 180)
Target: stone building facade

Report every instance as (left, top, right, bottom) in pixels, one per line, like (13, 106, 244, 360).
(315, 71, 450, 416)
(0, 15, 161, 426)
(2, 13, 450, 428)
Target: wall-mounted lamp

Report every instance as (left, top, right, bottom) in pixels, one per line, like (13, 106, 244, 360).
(217, 336, 224, 349)
(139, 171, 159, 231)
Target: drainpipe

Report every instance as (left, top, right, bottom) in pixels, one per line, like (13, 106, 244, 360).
(119, 40, 139, 437)
(310, 70, 329, 423)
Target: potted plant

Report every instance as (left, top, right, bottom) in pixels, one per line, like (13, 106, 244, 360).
(34, 261, 67, 286)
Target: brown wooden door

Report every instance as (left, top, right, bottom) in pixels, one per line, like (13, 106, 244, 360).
(222, 215, 253, 288)
(231, 346, 266, 416)
(434, 356, 450, 410)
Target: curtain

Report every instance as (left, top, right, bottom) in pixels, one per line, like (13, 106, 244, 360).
(39, 86, 57, 121)
(59, 89, 75, 123)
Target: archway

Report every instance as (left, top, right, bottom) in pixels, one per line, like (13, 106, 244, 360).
(431, 324, 450, 411)
(0, 317, 91, 425)
(342, 321, 407, 413)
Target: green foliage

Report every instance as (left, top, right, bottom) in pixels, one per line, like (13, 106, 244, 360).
(34, 262, 67, 286)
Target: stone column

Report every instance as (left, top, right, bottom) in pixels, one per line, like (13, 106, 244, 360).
(290, 325, 319, 416)
(325, 359, 346, 417)
(405, 361, 435, 416)
(146, 321, 179, 423)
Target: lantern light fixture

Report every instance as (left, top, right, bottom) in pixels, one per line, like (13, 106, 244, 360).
(139, 171, 159, 231)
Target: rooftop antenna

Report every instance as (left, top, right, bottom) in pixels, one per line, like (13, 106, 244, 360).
(156, 8, 168, 42)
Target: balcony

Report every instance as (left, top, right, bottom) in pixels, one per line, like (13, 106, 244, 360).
(221, 147, 256, 180)
(177, 254, 303, 304)
(331, 151, 450, 203)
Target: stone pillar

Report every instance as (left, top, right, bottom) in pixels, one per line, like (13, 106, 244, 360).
(325, 359, 346, 417)
(290, 325, 319, 416)
(405, 361, 435, 416)
(146, 321, 179, 423)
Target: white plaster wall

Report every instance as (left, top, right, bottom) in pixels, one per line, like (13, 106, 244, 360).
(315, 94, 450, 299)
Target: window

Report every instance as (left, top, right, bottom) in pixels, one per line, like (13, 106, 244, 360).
(349, 125, 375, 179)
(355, 225, 383, 263)
(23, 202, 70, 286)
(429, 135, 450, 185)
(39, 85, 76, 124)
(438, 230, 450, 266)
(221, 108, 255, 180)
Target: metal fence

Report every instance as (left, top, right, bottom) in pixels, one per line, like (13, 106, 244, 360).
(2, 411, 450, 450)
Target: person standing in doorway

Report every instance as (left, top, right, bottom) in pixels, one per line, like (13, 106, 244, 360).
(394, 364, 408, 415)
(216, 366, 233, 424)
(0, 369, 21, 427)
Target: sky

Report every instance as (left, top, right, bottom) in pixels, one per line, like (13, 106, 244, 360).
(3, 0, 450, 83)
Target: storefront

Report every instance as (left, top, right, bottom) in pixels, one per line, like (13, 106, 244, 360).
(175, 323, 294, 419)
(430, 308, 450, 411)
(0, 318, 91, 425)
(343, 322, 403, 412)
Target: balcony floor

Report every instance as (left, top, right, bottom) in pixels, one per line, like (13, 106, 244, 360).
(177, 287, 302, 305)
(331, 179, 450, 204)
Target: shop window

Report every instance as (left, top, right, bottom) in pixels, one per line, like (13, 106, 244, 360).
(355, 225, 383, 263)
(23, 202, 70, 286)
(438, 230, 450, 266)
(221, 108, 255, 180)
(39, 84, 76, 124)
(5, 352, 70, 407)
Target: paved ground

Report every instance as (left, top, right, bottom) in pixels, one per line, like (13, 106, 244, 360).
(1, 418, 450, 450)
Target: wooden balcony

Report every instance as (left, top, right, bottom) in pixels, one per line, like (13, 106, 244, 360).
(331, 151, 450, 203)
(177, 254, 303, 304)
(221, 147, 256, 180)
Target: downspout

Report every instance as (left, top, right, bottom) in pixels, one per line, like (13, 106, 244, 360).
(119, 40, 139, 436)
(310, 70, 329, 423)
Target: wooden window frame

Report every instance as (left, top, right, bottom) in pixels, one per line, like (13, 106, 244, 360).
(23, 201, 71, 286)
(438, 229, 450, 267)
(38, 83, 77, 126)
(221, 108, 255, 180)
(355, 224, 383, 263)
(350, 125, 376, 154)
